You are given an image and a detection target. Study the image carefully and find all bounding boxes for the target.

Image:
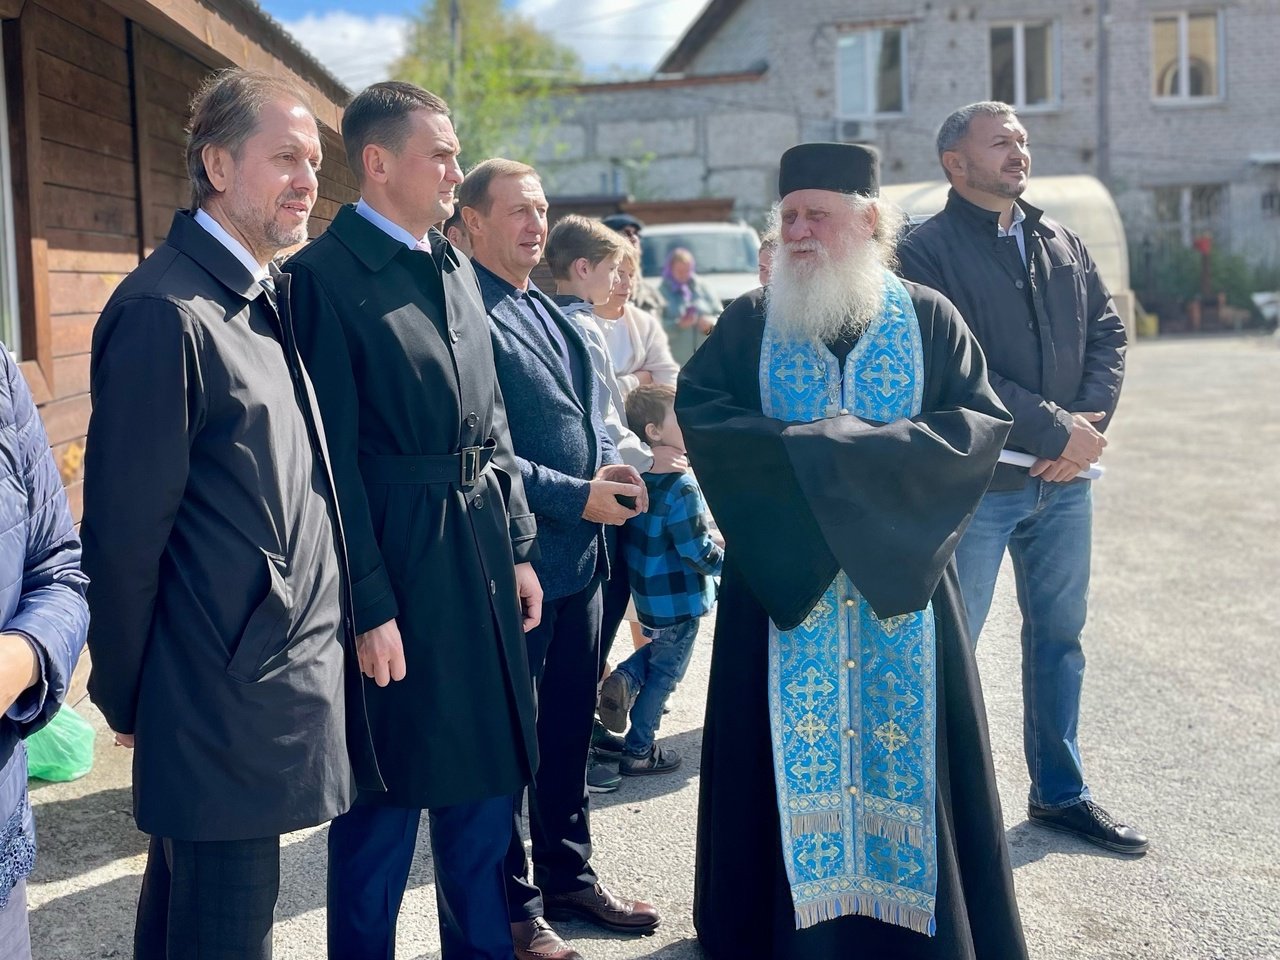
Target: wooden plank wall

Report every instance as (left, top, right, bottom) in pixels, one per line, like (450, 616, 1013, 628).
(11, 0, 357, 524)
(31, 0, 138, 523)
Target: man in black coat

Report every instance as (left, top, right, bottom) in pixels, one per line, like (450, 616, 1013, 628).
(897, 101, 1145, 855)
(81, 70, 380, 960)
(285, 81, 541, 960)
(461, 159, 661, 960)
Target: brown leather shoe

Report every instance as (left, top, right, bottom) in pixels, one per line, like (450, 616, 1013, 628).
(511, 918, 584, 960)
(543, 881, 661, 933)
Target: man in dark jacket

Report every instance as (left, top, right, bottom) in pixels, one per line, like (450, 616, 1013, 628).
(897, 101, 1145, 855)
(461, 159, 661, 960)
(286, 81, 541, 960)
(81, 70, 379, 960)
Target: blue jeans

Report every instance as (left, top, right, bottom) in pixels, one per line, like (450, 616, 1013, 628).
(616, 618, 700, 758)
(955, 478, 1093, 810)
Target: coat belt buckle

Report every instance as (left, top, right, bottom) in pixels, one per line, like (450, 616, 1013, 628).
(460, 446, 482, 486)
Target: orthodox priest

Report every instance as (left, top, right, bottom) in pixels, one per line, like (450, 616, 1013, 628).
(678, 143, 1029, 960)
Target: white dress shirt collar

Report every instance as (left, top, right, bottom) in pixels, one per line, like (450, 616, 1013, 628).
(355, 198, 430, 250)
(997, 204, 1028, 264)
(193, 208, 269, 282)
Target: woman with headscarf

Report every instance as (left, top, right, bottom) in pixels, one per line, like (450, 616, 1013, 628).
(659, 247, 721, 364)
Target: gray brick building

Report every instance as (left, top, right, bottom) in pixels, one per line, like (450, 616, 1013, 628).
(532, 0, 1280, 282)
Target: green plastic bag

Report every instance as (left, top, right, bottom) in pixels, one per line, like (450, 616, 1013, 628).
(25, 704, 96, 782)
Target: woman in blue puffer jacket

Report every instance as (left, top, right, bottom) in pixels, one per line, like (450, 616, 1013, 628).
(0, 345, 89, 955)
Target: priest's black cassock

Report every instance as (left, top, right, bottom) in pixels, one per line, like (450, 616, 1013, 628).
(677, 284, 1030, 960)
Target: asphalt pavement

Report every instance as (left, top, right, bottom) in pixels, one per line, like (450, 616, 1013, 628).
(25, 333, 1280, 959)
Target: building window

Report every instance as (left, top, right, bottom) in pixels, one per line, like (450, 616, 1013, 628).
(0, 39, 21, 353)
(1152, 11, 1222, 101)
(1153, 184, 1227, 246)
(990, 22, 1057, 109)
(836, 27, 906, 119)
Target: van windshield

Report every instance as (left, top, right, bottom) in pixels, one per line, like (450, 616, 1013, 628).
(642, 229, 759, 277)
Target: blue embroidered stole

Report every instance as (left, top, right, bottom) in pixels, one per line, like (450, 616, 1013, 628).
(759, 271, 939, 935)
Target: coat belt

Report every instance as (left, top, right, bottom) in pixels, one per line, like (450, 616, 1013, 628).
(359, 440, 496, 487)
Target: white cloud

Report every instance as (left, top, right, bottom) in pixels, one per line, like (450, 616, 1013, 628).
(281, 11, 411, 91)
(516, 0, 699, 75)
(278, 2, 701, 90)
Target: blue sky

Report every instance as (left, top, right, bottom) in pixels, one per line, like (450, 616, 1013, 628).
(260, 1, 703, 89)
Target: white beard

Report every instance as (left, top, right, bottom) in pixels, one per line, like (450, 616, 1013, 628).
(765, 235, 889, 344)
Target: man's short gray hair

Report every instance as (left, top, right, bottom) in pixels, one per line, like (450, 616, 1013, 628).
(935, 101, 1019, 160)
(458, 158, 540, 216)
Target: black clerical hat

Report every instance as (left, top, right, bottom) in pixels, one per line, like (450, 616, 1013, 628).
(778, 143, 880, 199)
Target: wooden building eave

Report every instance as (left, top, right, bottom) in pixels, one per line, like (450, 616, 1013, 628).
(655, 0, 748, 75)
(101, 0, 350, 131)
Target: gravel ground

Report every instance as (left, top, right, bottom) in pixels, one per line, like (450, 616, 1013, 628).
(25, 333, 1280, 959)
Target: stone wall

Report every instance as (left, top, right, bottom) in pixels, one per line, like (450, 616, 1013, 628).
(532, 0, 1280, 269)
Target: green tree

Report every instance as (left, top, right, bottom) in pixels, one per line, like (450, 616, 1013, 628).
(393, 0, 581, 166)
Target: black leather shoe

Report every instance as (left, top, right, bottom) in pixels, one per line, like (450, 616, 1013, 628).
(591, 718, 625, 760)
(1028, 800, 1149, 855)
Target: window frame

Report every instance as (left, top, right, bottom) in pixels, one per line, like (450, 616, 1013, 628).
(1, 14, 55, 396)
(834, 25, 909, 121)
(1152, 183, 1228, 247)
(1151, 9, 1226, 105)
(988, 20, 1060, 112)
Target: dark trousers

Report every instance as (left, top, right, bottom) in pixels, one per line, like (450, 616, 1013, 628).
(327, 795, 515, 960)
(599, 531, 631, 672)
(506, 580, 602, 920)
(135, 834, 280, 960)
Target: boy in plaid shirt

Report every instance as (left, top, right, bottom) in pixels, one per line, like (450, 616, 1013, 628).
(598, 384, 723, 775)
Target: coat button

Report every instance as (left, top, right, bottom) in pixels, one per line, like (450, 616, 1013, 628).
(839, 407, 849, 415)
(466, 412, 479, 428)
(1015, 279, 1025, 289)
(848, 785, 859, 796)
(844, 598, 856, 608)
(489, 579, 497, 595)
(845, 728, 856, 739)
(845, 658, 856, 669)
(473, 494, 485, 510)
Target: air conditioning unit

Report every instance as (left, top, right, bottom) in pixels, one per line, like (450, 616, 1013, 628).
(836, 118, 877, 143)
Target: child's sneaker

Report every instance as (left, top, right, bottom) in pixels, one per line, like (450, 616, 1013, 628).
(586, 754, 622, 793)
(620, 744, 682, 776)
(597, 671, 634, 733)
